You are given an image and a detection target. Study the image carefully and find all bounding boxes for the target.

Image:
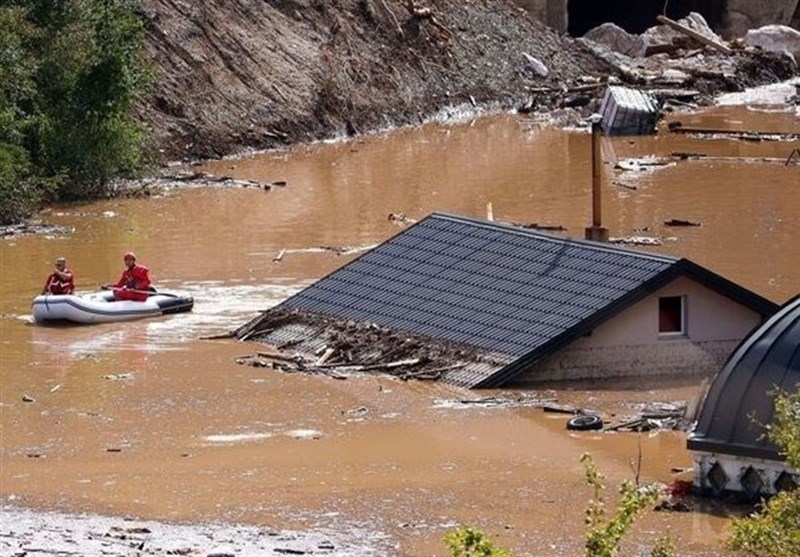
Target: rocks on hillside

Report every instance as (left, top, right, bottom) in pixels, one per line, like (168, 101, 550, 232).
(577, 12, 797, 102)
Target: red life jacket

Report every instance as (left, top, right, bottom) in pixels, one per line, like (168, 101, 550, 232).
(44, 270, 75, 295)
(113, 264, 151, 301)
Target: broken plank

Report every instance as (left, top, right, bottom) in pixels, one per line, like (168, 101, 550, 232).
(655, 15, 732, 54)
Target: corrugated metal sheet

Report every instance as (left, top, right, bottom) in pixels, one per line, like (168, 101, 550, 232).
(599, 86, 659, 135)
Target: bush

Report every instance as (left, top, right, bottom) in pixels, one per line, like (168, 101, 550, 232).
(581, 453, 674, 557)
(444, 526, 515, 557)
(727, 389, 800, 557)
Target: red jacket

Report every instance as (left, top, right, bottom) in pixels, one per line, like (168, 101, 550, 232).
(42, 269, 75, 295)
(113, 264, 151, 301)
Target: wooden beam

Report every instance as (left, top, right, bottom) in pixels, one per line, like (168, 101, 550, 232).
(656, 15, 732, 55)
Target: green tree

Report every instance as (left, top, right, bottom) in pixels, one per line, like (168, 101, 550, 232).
(0, 5, 43, 224)
(727, 389, 800, 557)
(32, 0, 148, 198)
(0, 0, 148, 224)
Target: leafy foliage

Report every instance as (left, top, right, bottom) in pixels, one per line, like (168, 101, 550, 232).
(442, 453, 678, 557)
(727, 389, 800, 557)
(580, 453, 671, 557)
(444, 526, 515, 557)
(0, 0, 148, 224)
(0, 143, 38, 223)
(768, 388, 800, 470)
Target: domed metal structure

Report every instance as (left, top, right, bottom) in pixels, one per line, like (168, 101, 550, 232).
(687, 294, 800, 498)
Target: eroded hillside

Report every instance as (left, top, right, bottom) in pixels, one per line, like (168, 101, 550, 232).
(137, 1, 798, 163)
(137, 0, 608, 160)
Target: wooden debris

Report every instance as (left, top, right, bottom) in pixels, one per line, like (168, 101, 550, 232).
(200, 331, 237, 340)
(316, 347, 335, 365)
(609, 236, 663, 246)
(655, 15, 732, 55)
(388, 212, 417, 225)
(672, 153, 792, 164)
(615, 157, 671, 171)
(668, 122, 799, 140)
(671, 151, 706, 159)
(232, 307, 505, 383)
(237, 347, 438, 381)
(317, 357, 422, 372)
(512, 222, 567, 231)
(664, 219, 701, 227)
(542, 403, 578, 414)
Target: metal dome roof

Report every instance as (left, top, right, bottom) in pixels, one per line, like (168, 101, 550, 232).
(687, 295, 800, 461)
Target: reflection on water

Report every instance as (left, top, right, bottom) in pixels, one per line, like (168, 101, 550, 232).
(1, 104, 798, 556)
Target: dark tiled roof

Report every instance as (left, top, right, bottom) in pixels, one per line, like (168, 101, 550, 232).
(269, 212, 778, 388)
(687, 295, 800, 461)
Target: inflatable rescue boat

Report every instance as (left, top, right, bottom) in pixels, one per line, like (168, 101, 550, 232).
(32, 290, 194, 324)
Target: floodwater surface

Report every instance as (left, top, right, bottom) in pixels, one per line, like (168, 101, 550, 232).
(1, 97, 798, 556)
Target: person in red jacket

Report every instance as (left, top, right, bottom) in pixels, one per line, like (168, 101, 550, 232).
(104, 252, 151, 302)
(41, 257, 75, 295)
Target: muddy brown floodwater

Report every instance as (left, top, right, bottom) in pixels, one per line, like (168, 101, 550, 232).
(1, 96, 799, 556)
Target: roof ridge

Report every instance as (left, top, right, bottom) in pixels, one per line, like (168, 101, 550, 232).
(430, 211, 680, 265)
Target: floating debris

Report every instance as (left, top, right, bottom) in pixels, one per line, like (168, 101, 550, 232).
(609, 236, 664, 246)
(606, 402, 689, 432)
(664, 219, 701, 227)
(103, 373, 135, 381)
(599, 86, 659, 136)
(615, 157, 672, 172)
(388, 212, 417, 225)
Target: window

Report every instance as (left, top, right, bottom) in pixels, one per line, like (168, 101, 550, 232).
(659, 296, 685, 335)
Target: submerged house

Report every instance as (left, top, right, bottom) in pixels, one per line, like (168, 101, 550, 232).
(687, 295, 799, 499)
(239, 212, 778, 388)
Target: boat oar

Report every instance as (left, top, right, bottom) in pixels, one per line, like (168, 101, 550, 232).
(102, 286, 180, 298)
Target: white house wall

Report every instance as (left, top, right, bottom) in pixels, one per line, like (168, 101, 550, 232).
(517, 276, 765, 382)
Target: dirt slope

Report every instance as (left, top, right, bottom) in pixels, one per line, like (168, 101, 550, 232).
(136, 1, 797, 163)
(137, 0, 607, 161)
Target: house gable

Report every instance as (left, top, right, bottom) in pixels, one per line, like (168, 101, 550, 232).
(511, 276, 770, 384)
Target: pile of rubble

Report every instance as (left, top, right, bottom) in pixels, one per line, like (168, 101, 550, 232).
(233, 307, 505, 382)
(573, 12, 799, 107)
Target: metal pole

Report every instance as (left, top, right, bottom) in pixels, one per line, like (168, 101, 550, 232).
(591, 121, 602, 228)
